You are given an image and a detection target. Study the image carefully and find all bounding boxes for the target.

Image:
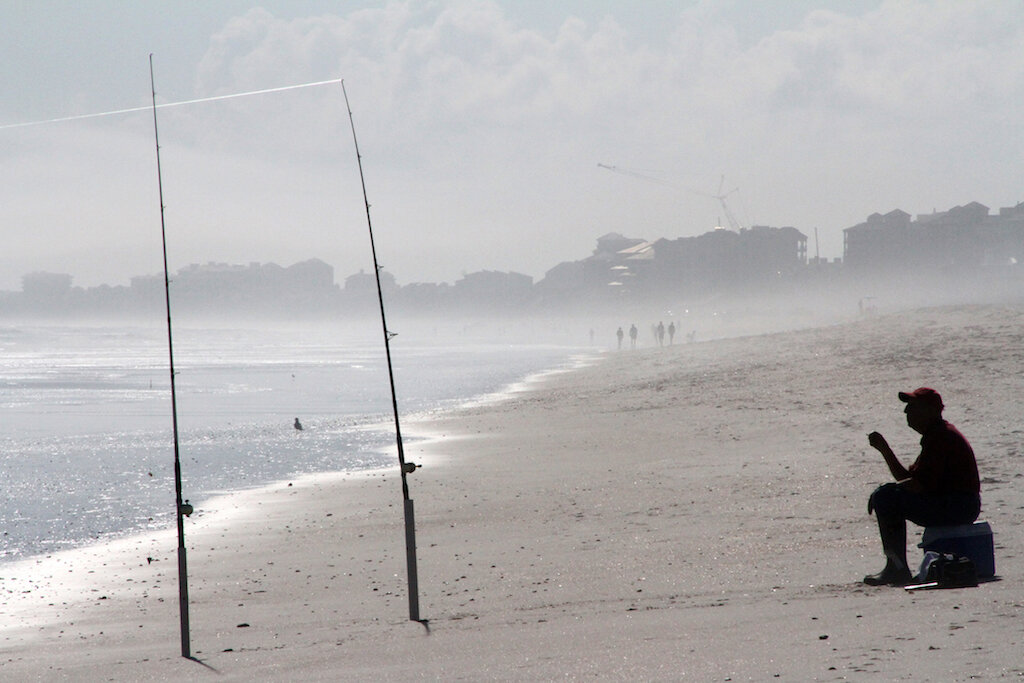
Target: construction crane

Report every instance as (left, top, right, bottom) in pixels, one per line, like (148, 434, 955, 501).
(598, 163, 745, 231)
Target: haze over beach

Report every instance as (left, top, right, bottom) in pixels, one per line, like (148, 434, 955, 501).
(1, 1, 1022, 293)
(3, 1, 1024, 681)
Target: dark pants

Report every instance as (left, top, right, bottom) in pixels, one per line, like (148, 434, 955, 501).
(869, 483, 981, 527)
(868, 482, 981, 567)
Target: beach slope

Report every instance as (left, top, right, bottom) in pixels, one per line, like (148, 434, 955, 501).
(2, 304, 1023, 680)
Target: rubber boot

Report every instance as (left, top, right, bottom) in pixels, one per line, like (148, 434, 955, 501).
(864, 515, 913, 586)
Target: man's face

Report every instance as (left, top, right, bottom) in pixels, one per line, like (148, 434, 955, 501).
(904, 400, 937, 433)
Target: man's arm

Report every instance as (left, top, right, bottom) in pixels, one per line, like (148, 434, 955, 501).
(867, 431, 917, 485)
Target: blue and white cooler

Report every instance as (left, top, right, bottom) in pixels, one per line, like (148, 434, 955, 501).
(918, 520, 995, 579)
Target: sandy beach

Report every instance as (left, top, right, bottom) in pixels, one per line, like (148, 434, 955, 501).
(2, 303, 1023, 681)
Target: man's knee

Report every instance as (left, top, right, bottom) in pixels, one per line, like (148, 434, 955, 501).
(869, 482, 903, 516)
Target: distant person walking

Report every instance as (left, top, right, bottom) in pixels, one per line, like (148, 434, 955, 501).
(656, 321, 665, 347)
(616, 327, 624, 350)
(629, 324, 638, 349)
(668, 322, 676, 344)
(863, 387, 981, 586)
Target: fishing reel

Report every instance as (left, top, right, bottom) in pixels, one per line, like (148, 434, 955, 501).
(179, 500, 194, 517)
(402, 462, 421, 474)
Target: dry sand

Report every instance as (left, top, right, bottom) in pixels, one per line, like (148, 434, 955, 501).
(2, 304, 1023, 681)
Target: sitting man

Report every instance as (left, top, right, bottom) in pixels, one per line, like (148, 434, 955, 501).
(864, 387, 981, 586)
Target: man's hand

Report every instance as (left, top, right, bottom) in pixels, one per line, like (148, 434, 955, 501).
(868, 431, 889, 452)
(868, 431, 911, 482)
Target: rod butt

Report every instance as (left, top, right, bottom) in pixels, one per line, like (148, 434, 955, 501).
(404, 498, 420, 622)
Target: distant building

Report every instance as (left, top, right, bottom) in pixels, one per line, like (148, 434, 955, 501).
(395, 281, 451, 311)
(128, 258, 338, 317)
(17, 272, 74, 314)
(843, 202, 1024, 273)
(535, 260, 585, 298)
(652, 225, 806, 295)
(537, 225, 806, 304)
(536, 232, 652, 303)
(286, 258, 334, 290)
(21, 271, 73, 298)
(343, 268, 398, 311)
(593, 232, 646, 255)
(452, 270, 533, 309)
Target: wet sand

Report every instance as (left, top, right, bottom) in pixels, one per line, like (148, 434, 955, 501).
(2, 304, 1023, 680)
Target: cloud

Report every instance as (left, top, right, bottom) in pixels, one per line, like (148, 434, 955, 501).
(3, 0, 1022, 291)
(180, 0, 1024, 282)
(192, 5, 628, 150)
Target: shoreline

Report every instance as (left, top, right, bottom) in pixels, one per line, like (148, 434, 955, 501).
(0, 341, 591, 568)
(3, 303, 1023, 680)
(0, 347, 598, 641)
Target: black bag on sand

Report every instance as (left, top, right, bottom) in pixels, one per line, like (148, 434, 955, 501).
(922, 552, 978, 588)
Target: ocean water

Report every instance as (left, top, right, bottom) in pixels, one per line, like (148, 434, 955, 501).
(0, 323, 585, 563)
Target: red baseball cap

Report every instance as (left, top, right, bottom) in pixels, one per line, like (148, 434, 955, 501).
(898, 387, 944, 411)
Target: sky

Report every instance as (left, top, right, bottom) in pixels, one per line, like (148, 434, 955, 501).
(1, 0, 1022, 291)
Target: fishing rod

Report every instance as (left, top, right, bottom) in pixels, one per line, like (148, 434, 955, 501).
(0, 78, 341, 131)
(340, 80, 423, 623)
(149, 54, 193, 659)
